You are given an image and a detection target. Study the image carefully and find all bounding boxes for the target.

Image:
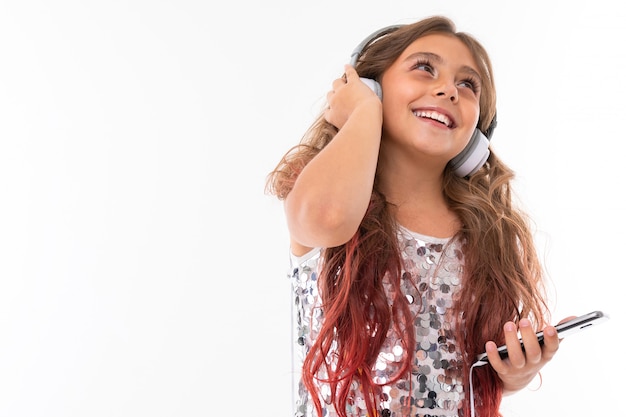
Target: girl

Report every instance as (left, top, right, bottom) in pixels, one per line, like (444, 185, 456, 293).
(267, 16, 565, 417)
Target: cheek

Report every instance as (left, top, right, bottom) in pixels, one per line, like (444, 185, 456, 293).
(467, 102, 481, 128)
(380, 72, 418, 107)
(381, 97, 403, 119)
(380, 94, 408, 128)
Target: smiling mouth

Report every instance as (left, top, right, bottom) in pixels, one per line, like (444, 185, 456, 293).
(413, 110, 455, 128)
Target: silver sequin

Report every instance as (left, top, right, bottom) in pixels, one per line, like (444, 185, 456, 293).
(290, 226, 465, 417)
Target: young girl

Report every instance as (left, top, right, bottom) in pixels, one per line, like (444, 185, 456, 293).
(267, 16, 566, 417)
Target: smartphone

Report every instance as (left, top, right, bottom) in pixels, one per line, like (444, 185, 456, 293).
(474, 310, 609, 366)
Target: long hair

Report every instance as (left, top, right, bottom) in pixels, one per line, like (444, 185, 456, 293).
(266, 16, 549, 417)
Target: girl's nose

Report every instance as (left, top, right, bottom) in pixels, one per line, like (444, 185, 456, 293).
(434, 81, 458, 103)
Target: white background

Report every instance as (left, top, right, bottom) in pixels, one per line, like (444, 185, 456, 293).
(0, 1, 623, 416)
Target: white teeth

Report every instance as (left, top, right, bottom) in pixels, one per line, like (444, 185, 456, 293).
(413, 110, 452, 127)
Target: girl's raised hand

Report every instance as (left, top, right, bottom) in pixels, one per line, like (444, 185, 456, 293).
(324, 65, 381, 129)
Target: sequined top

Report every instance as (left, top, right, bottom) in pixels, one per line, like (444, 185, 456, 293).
(290, 226, 466, 417)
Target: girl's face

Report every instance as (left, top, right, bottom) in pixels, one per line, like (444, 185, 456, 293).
(380, 33, 482, 167)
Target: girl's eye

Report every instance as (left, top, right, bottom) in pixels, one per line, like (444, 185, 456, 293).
(412, 59, 434, 74)
(458, 77, 480, 93)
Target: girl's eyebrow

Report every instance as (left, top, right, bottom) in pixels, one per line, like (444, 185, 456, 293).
(405, 51, 482, 82)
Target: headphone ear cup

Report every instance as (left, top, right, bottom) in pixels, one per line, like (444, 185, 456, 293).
(360, 77, 382, 100)
(449, 128, 490, 177)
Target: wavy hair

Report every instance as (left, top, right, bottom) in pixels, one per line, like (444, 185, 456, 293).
(266, 16, 549, 417)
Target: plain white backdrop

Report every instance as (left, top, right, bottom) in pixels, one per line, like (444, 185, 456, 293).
(0, 1, 623, 416)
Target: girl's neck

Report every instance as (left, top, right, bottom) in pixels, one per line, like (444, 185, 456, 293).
(379, 170, 459, 239)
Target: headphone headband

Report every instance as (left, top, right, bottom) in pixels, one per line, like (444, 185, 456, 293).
(350, 24, 497, 141)
(349, 25, 403, 67)
(350, 24, 498, 176)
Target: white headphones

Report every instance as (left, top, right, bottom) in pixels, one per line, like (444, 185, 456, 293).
(350, 25, 497, 177)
